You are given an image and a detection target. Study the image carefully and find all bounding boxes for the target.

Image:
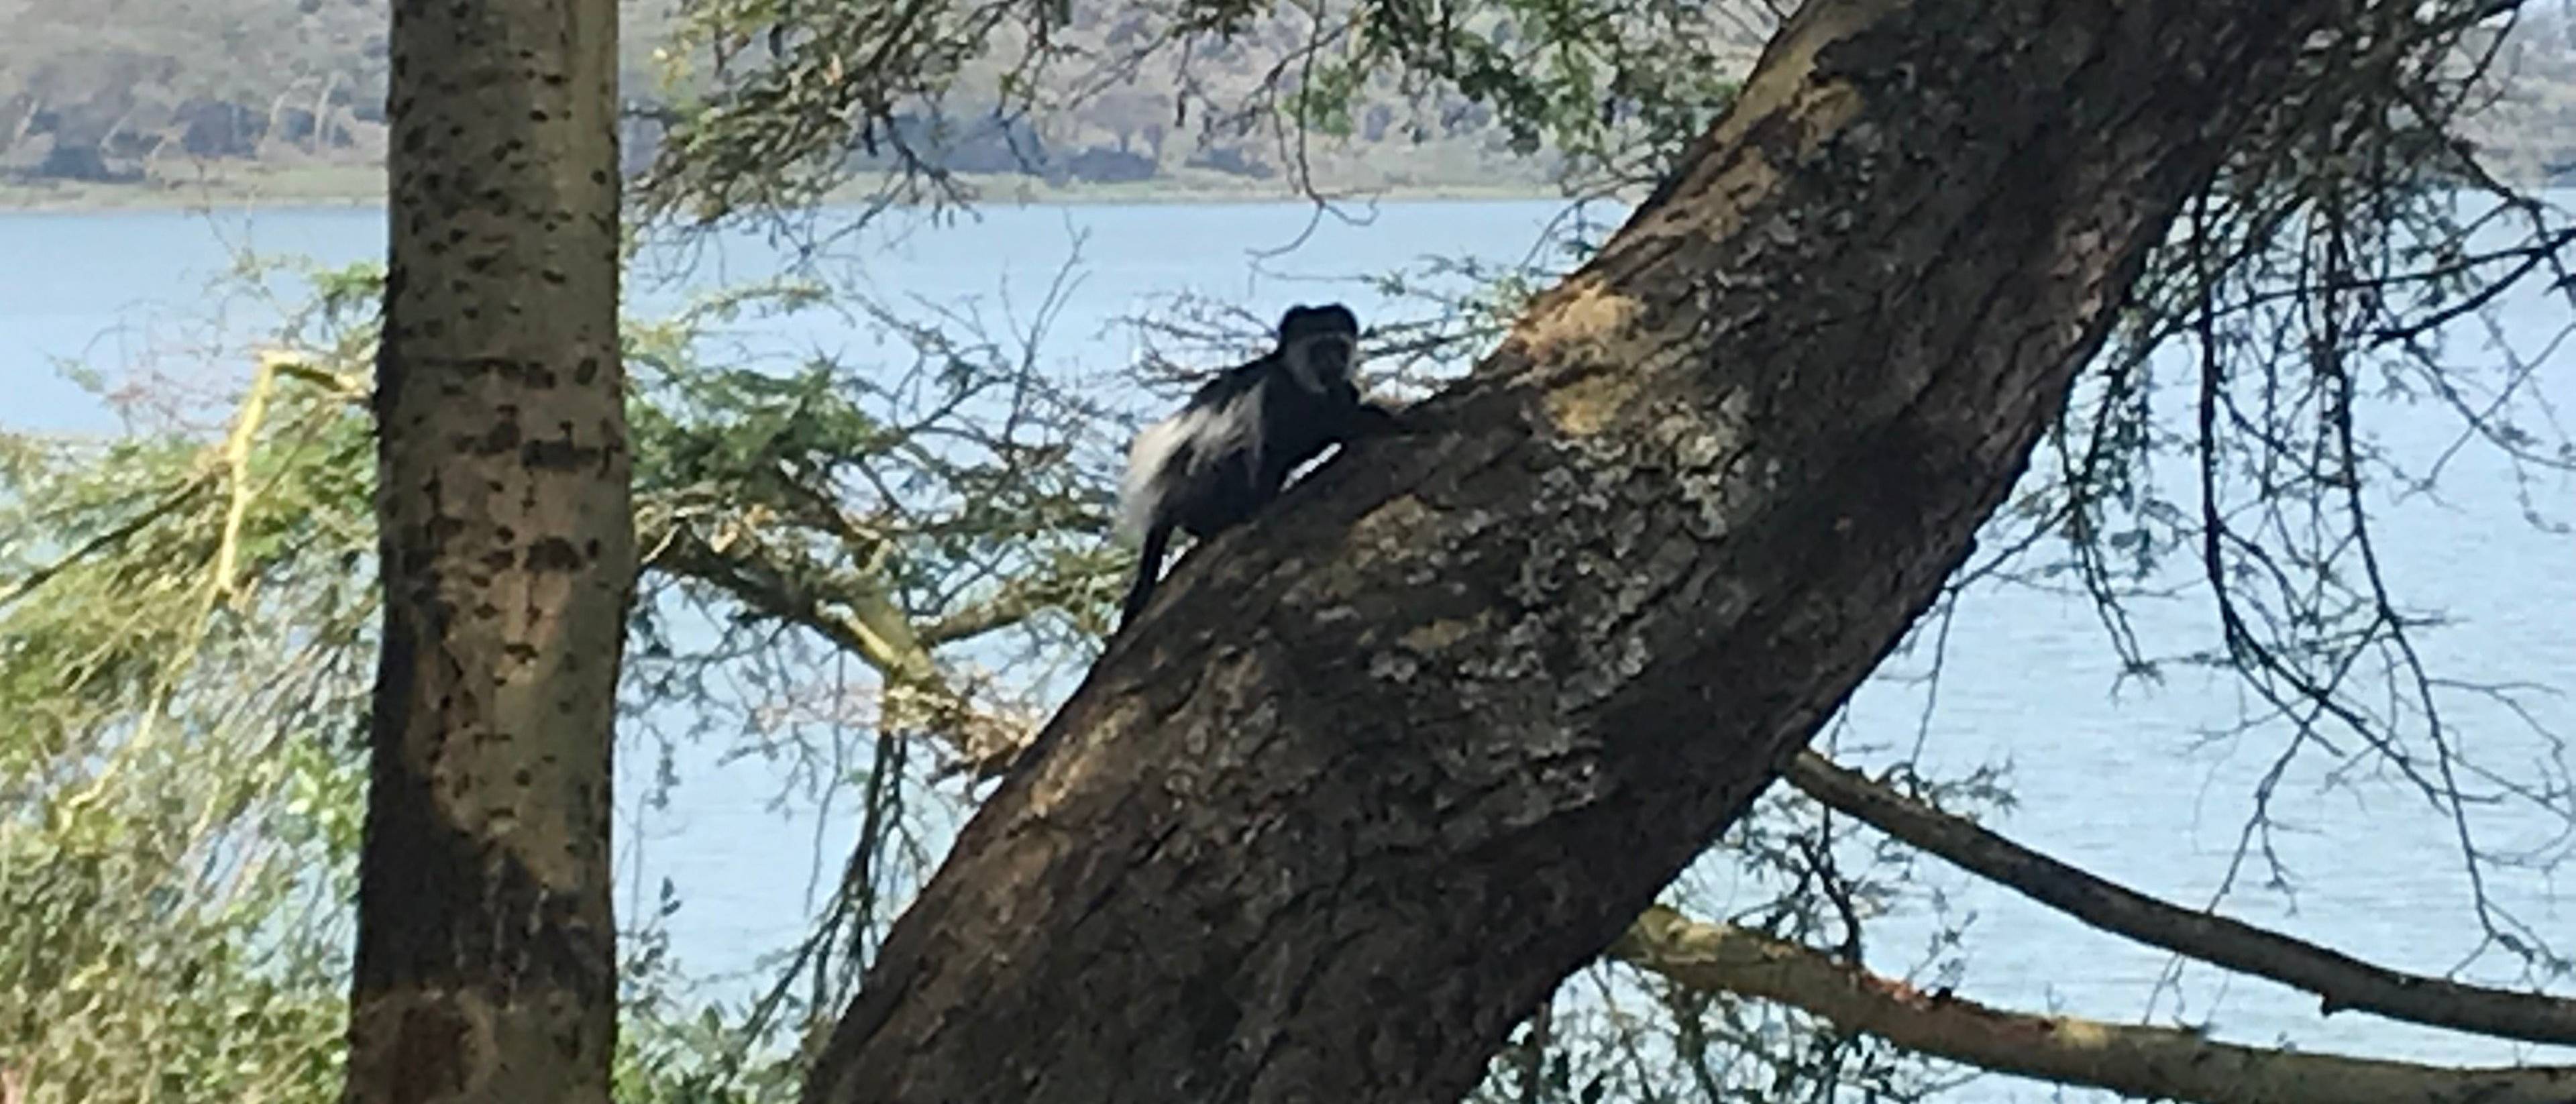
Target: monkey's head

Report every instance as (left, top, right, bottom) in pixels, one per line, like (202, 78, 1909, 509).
(1277, 303, 1360, 392)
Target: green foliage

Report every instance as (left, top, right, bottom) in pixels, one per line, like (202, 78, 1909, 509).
(637, 0, 1762, 227)
(0, 248, 1130, 1101)
(0, 361, 372, 1104)
(611, 921, 806, 1104)
(1336, 0, 1746, 174)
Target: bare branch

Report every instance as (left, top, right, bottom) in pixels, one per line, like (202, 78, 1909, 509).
(645, 520, 1032, 770)
(1612, 905, 2576, 1104)
(1783, 751, 2576, 1048)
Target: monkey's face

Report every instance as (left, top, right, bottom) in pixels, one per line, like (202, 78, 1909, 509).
(1279, 304, 1360, 392)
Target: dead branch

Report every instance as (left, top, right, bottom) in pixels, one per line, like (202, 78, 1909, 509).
(1784, 750, 2576, 1047)
(1613, 905, 2576, 1104)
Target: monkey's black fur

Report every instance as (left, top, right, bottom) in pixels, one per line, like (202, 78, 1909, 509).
(1116, 303, 1400, 630)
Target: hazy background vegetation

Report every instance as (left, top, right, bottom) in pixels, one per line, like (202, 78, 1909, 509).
(20, 0, 2576, 208)
(3, 0, 1746, 205)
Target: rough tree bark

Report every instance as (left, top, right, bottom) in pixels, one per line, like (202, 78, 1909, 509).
(347, 1, 627, 1102)
(802, 1, 2347, 1101)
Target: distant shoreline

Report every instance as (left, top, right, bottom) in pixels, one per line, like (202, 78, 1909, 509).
(0, 162, 1578, 215)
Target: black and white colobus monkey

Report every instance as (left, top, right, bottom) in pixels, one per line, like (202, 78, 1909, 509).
(1116, 302, 1401, 629)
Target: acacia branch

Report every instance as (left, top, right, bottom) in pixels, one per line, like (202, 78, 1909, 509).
(1611, 905, 2576, 1104)
(650, 522, 932, 680)
(209, 355, 286, 607)
(1782, 750, 2576, 1047)
(916, 558, 1114, 648)
(0, 473, 216, 612)
(646, 519, 1029, 767)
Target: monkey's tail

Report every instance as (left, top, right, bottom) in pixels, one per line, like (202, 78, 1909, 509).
(1119, 520, 1174, 631)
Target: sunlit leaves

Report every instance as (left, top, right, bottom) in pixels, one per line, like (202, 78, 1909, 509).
(0, 252, 1106, 1101)
(0, 361, 371, 1104)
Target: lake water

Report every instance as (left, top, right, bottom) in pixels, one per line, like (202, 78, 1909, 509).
(5, 197, 2573, 1100)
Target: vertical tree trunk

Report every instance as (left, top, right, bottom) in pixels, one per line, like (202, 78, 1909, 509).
(801, 1, 2343, 1102)
(348, 0, 627, 1101)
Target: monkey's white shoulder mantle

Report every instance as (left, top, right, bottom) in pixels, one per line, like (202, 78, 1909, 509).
(1116, 382, 1267, 542)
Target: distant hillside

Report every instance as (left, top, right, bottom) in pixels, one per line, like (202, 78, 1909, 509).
(1, 0, 1733, 206)
(0, 0, 1623, 205)
(2461, 7, 2576, 182)
(0, 0, 684, 201)
(6, 0, 2574, 208)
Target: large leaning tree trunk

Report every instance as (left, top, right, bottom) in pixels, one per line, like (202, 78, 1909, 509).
(347, 1, 629, 1102)
(803, 1, 2346, 1101)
